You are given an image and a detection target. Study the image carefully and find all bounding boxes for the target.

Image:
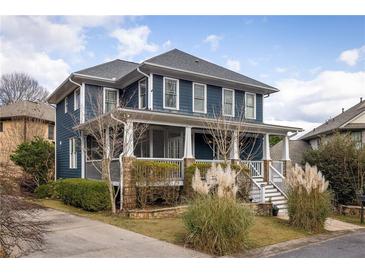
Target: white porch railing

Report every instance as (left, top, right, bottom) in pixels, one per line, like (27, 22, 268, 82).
(241, 160, 263, 178)
(272, 161, 284, 175)
(136, 157, 184, 185)
(195, 159, 225, 164)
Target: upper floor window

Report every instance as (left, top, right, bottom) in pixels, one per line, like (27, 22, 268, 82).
(245, 92, 256, 119)
(69, 137, 77, 169)
(352, 131, 363, 149)
(222, 88, 235, 117)
(64, 97, 68, 113)
(74, 88, 80, 110)
(104, 88, 118, 113)
(163, 77, 179, 110)
(193, 83, 207, 113)
(48, 124, 54, 140)
(138, 78, 147, 109)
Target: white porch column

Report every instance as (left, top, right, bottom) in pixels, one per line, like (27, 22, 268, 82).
(230, 130, 240, 160)
(263, 133, 271, 160)
(81, 131, 85, 178)
(184, 126, 193, 158)
(123, 120, 134, 157)
(282, 134, 290, 161)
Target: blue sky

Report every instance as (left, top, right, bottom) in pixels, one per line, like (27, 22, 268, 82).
(1, 16, 364, 133)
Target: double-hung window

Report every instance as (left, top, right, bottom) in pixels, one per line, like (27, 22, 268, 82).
(104, 88, 118, 113)
(74, 88, 80, 110)
(69, 137, 77, 169)
(193, 83, 207, 113)
(64, 97, 68, 113)
(138, 78, 147, 109)
(222, 88, 234, 117)
(245, 92, 256, 119)
(163, 77, 179, 110)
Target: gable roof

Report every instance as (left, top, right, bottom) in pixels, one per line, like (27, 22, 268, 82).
(271, 140, 311, 165)
(0, 101, 55, 122)
(74, 59, 139, 80)
(301, 99, 365, 140)
(144, 49, 278, 91)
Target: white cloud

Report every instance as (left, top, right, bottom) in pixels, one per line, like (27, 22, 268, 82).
(203, 34, 222, 51)
(226, 59, 241, 72)
(265, 70, 365, 126)
(0, 41, 70, 91)
(275, 67, 287, 73)
(338, 45, 365, 66)
(1, 16, 85, 54)
(309, 66, 322, 75)
(162, 40, 172, 50)
(110, 26, 159, 60)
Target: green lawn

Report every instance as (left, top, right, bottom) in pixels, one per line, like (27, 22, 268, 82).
(332, 213, 365, 227)
(33, 199, 310, 250)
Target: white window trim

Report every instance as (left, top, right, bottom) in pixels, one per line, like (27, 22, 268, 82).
(69, 137, 77, 169)
(222, 88, 235, 117)
(163, 76, 179, 110)
(138, 78, 148, 109)
(192, 82, 207, 114)
(103, 87, 119, 114)
(74, 88, 80, 111)
(64, 97, 68, 113)
(245, 92, 256, 120)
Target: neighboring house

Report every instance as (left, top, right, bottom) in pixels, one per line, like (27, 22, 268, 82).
(271, 139, 311, 167)
(0, 101, 55, 182)
(47, 49, 301, 211)
(301, 98, 365, 149)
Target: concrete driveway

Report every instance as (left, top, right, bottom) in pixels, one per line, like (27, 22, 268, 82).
(26, 209, 208, 258)
(272, 230, 365, 258)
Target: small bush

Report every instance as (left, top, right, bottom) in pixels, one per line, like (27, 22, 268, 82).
(34, 184, 52, 199)
(183, 195, 254, 255)
(286, 164, 332, 232)
(57, 178, 110, 211)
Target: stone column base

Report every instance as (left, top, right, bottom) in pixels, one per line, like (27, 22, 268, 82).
(183, 158, 196, 198)
(122, 156, 137, 210)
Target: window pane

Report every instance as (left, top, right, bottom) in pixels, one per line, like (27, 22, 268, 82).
(165, 79, 177, 108)
(246, 94, 254, 106)
(223, 89, 233, 115)
(194, 99, 204, 112)
(246, 107, 254, 118)
(139, 79, 147, 108)
(194, 84, 204, 99)
(105, 89, 117, 112)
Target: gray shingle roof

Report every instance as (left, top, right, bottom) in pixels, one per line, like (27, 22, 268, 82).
(0, 101, 55, 122)
(301, 100, 365, 140)
(144, 49, 278, 91)
(271, 140, 311, 165)
(75, 59, 139, 80)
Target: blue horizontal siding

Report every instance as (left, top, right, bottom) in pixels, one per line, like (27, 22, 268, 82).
(56, 91, 81, 179)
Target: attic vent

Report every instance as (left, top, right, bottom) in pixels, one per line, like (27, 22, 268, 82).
(194, 59, 199, 63)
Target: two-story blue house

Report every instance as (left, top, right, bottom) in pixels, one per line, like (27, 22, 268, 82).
(48, 49, 301, 211)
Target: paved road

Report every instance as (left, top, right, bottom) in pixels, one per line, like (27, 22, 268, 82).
(272, 230, 365, 258)
(26, 209, 208, 258)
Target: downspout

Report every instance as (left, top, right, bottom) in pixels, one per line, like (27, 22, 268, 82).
(111, 113, 127, 211)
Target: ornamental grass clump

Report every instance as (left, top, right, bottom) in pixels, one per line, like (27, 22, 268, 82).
(184, 163, 253, 255)
(286, 163, 332, 232)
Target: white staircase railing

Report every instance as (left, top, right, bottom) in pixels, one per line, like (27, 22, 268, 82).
(242, 160, 263, 178)
(269, 164, 287, 198)
(249, 178, 265, 203)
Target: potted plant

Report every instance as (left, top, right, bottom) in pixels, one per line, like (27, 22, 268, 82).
(272, 204, 280, 216)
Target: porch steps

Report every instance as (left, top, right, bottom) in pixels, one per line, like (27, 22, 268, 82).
(264, 184, 287, 215)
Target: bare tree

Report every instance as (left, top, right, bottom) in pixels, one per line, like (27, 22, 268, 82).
(203, 108, 262, 164)
(0, 155, 48, 257)
(72, 91, 148, 213)
(0, 72, 48, 106)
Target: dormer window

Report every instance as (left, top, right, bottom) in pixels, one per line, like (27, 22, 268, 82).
(222, 88, 235, 117)
(163, 77, 179, 110)
(103, 88, 119, 113)
(138, 78, 147, 109)
(245, 92, 256, 119)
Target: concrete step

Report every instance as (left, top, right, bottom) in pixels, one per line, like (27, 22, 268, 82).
(265, 196, 285, 201)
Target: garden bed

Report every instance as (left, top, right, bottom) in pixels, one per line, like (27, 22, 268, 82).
(126, 205, 188, 219)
